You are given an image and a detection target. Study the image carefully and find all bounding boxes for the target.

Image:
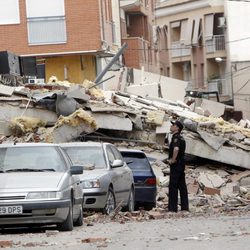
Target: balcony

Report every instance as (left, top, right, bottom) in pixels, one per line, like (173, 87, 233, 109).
(206, 35, 225, 53)
(120, 0, 149, 15)
(171, 41, 191, 58)
(207, 79, 228, 95)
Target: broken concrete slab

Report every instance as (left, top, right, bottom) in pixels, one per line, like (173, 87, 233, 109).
(229, 170, 250, 183)
(197, 130, 227, 150)
(198, 172, 225, 188)
(156, 121, 171, 134)
(66, 85, 90, 102)
(185, 135, 250, 170)
(91, 113, 133, 131)
(200, 98, 226, 118)
(43, 109, 97, 143)
(0, 84, 15, 96)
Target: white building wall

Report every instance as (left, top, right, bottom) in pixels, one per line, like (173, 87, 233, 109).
(225, 0, 250, 62)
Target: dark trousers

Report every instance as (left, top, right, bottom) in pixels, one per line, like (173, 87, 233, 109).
(168, 162, 189, 212)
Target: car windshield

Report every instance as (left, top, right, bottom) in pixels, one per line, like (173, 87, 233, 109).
(0, 146, 66, 173)
(121, 152, 151, 171)
(63, 146, 106, 169)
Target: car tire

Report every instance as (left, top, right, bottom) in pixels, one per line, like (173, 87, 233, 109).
(103, 187, 116, 215)
(125, 188, 135, 212)
(58, 202, 74, 231)
(74, 205, 83, 227)
(144, 202, 156, 211)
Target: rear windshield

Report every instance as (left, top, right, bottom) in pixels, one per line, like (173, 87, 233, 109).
(63, 146, 106, 169)
(0, 146, 66, 172)
(121, 152, 152, 170)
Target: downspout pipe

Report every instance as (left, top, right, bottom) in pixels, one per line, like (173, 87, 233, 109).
(94, 43, 128, 83)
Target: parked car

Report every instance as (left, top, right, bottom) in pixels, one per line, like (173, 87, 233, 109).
(120, 149, 157, 210)
(60, 142, 135, 214)
(0, 143, 83, 231)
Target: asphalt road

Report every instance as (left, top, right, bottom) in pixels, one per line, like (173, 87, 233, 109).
(1, 213, 250, 250)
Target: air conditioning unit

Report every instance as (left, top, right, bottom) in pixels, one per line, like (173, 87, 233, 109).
(28, 78, 45, 84)
(218, 17, 226, 28)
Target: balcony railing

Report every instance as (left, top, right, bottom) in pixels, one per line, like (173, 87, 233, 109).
(171, 41, 191, 58)
(206, 35, 225, 53)
(208, 79, 227, 95)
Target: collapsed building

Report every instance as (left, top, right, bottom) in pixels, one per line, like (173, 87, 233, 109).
(0, 70, 250, 171)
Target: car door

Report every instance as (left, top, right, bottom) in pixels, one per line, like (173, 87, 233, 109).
(110, 145, 132, 204)
(105, 145, 124, 204)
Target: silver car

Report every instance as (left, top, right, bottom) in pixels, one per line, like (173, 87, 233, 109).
(0, 143, 83, 231)
(61, 142, 135, 214)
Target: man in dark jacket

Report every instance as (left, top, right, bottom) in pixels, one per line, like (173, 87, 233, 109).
(168, 120, 189, 212)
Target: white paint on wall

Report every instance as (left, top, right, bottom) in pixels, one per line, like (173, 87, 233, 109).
(26, 0, 65, 18)
(0, 0, 20, 25)
(225, 0, 250, 62)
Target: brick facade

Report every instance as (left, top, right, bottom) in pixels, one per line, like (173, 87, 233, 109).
(0, 0, 103, 55)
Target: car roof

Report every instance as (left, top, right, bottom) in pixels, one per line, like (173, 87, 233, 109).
(119, 148, 145, 154)
(0, 143, 59, 148)
(59, 141, 111, 147)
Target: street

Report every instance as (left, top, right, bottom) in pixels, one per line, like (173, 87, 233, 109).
(1, 212, 250, 250)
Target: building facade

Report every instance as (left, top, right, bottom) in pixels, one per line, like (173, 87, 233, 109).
(0, 0, 121, 83)
(155, 0, 229, 101)
(120, 0, 160, 74)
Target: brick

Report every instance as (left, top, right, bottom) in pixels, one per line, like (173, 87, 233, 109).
(0, 240, 13, 248)
(204, 186, 221, 195)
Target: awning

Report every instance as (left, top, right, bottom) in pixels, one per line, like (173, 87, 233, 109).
(184, 19, 194, 46)
(205, 14, 214, 40)
(192, 18, 201, 45)
(180, 19, 188, 44)
(170, 21, 181, 28)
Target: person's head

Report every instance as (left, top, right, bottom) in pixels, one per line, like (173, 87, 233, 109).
(170, 120, 183, 133)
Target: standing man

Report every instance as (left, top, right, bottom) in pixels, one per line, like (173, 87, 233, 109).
(168, 120, 189, 212)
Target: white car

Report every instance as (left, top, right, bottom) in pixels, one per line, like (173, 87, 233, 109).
(0, 143, 83, 231)
(61, 142, 135, 214)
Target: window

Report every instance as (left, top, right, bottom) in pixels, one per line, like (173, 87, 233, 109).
(0, 0, 20, 25)
(106, 147, 115, 164)
(26, 0, 66, 45)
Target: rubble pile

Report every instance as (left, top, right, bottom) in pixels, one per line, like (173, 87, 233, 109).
(1, 77, 250, 169)
(154, 160, 250, 214)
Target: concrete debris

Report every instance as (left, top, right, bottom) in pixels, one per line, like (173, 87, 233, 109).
(42, 109, 97, 143)
(1, 74, 250, 169)
(198, 172, 225, 189)
(10, 116, 46, 135)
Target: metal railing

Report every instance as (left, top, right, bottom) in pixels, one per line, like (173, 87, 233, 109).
(171, 41, 191, 57)
(206, 35, 225, 53)
(208, 79, 227, 95)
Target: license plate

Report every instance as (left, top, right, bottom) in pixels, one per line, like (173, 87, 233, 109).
(0, 206, 23, 215)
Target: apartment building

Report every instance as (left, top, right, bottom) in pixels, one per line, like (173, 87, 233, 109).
(0, 0, 121, 83)
(120, 0, 160, 74)
(155, 0, 230, 101)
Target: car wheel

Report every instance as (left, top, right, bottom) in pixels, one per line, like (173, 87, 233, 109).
(58, 202, 73, 231)
(144, 202, 156, 211)
(125, 188, 135, 212)
(74, 205, 83, 227)
(103, 187, 116, 215)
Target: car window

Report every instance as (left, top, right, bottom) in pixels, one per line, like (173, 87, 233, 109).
(120, 152, 152, 171)
(63, 146, 107, 169)
(0, 146, 67, 172)
(106, 146, 115, 164)
(111, 146, 123, 160)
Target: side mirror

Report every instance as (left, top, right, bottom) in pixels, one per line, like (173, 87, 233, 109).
(111, 159, 123, 168)
(70, 165, 83, 175)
